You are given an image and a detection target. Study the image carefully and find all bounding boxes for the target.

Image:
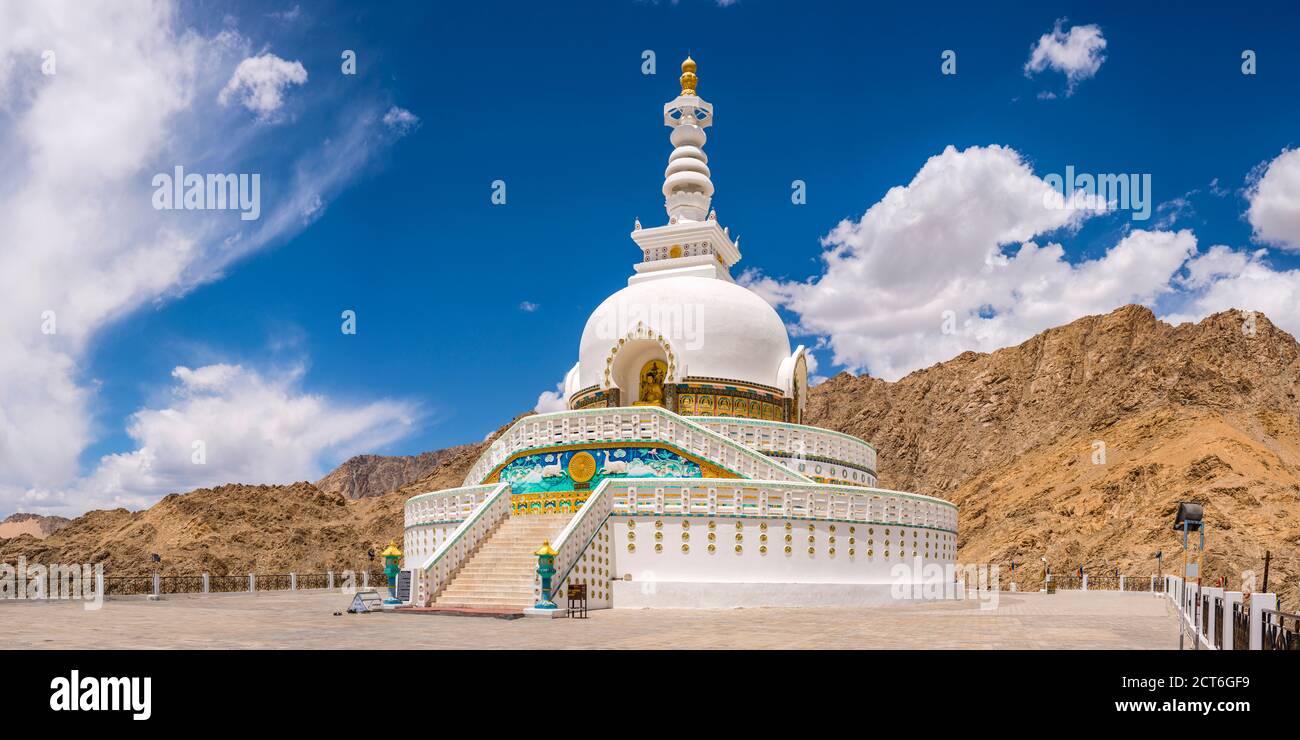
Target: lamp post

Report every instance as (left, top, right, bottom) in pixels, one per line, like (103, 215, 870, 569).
(533, 540, 558, 610)
(149, 553, 162, 601)
(1174, 502, 1205, 650)
(380, 541, 403, 605)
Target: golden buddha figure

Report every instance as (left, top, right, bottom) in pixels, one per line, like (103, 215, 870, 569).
(637, 359, 667, 406)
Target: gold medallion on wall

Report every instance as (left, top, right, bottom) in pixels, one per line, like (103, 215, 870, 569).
(568, 451, 597, 483)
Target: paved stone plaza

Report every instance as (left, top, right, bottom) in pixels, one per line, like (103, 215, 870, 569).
(0, 589, 1181, 649)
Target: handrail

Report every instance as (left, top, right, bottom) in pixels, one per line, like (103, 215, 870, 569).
(415, 482, 511, 606)
(461, 406, 812, 487)
(404, 482, 500, 526)
(606, 477, 958, 516)
(687, 416, 878, 452)
(541, 478, 617, 602)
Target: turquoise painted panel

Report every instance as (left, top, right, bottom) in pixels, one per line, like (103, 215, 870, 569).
(499, 447, 701, 494)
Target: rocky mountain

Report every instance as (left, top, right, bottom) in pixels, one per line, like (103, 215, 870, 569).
(4, 306, 1296, 604)
(0, 512, 71, 539)
(315, 444, 485, 500)
(0, 420, 507, 575)
(0, 483, 405, 575)
(804, 306, 1300, 601)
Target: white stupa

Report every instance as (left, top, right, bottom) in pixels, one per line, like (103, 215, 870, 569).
(403, 58, 957, 612)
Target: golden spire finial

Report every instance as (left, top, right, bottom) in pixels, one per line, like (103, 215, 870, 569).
(679, 55, 698, 96)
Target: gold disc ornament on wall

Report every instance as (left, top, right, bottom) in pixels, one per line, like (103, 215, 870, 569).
(567, 451, 597, 483)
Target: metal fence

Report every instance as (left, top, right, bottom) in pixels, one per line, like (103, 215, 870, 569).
(298, 573, 330, 590)
(84, 571, 387, 597)
(1261, 609, 1300, 651)
(1053, 575, 1082, 590)
(1200, 594, 1211, 642)
(1126, 577, 1154, 592)
(1232, 601, 1250, 650)
(208, 574, 248, 593)
(160, 575, 205, 594)
(101, 575, 153, 596)
(255, 574, 292, 591)
(1212, 597, 1224, 649)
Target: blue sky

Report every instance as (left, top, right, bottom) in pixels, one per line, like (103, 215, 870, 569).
(3, 0, 1299, 516)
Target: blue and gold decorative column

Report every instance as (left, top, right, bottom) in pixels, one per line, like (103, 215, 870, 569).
(381, 541, 403, 605)
(533, 540, 558, 610)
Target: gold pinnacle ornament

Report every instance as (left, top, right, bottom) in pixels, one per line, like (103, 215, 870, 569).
(680, 56, 698, 95)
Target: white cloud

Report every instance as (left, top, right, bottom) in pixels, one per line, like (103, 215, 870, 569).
(1025, 20, 1106, 95)
(519, 301, 540, 312)
(218, 52, 307, 119)
(0, 2, 414, 516)
(745, 145, 1196, 380)
(269, 5, 302, 22)
(1166, 246, 1300, 335)
(24, 364, 418, 514)
(1246, 147, 1300, 252)
(534, 381, 568, 414)
(382, 105, 420, 135)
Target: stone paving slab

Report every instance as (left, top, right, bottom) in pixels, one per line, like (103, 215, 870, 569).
(0, 590, 1181, 649)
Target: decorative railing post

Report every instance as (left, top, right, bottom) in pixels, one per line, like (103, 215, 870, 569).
(289, 573, 297, 591)
(248, 573, 255, 593)
(202, 573, 210, 594)
(327, 571, 335, 590)
(1249, 592, 1277, 650)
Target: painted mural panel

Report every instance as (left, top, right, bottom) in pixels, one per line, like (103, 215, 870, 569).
(499, 446, 702, 495)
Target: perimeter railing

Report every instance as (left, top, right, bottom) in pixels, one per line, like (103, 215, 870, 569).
(1160, 575, 1294, 651)
(48, 570, 388, 600)
(1261, 609, 1300, 651)
(1232, 600, 1250, 651)
(460, 407, 812, 488)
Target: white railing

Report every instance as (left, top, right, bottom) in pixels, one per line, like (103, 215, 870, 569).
(529, 477, 957, 608)
(404, 483, 498, 529)
(690, 417, 877, 475)
(605, 478, 958, 532)
(462, 407, 810, 487)
(536, 478, 617, 606)
(414, 483, 511, 606)
(1161, 574, 1280, 650)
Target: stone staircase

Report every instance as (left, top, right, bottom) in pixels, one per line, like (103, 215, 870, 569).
(434, 513, 571, 611)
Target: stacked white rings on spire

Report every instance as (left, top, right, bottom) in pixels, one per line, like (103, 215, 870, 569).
(662, 56, 714, 222)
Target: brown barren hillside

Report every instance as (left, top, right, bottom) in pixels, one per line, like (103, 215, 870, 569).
(3, 307, 1297, 604)
(0, 512, 71, 540)
(0, 424, 502, 575)
(804, 306, 1300, 603)
(0, 483, 406, 575)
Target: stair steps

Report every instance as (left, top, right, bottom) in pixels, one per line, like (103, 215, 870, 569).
(433, 513, 571, 611)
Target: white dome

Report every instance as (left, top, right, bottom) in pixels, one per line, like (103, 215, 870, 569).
(575, 276, 792, 398)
